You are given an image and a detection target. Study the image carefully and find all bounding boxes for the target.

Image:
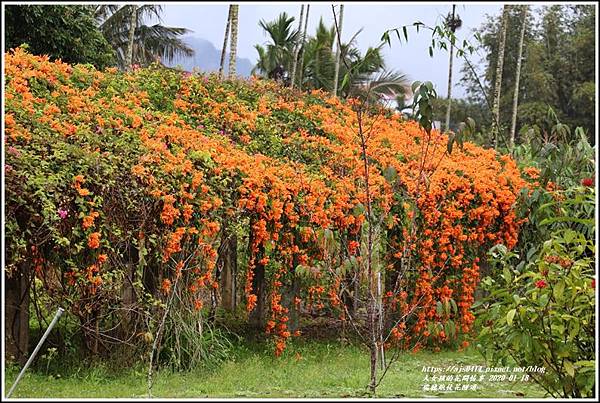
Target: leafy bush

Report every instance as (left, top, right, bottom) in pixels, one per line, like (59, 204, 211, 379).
(475, 184, 595, 397)
(5, 48, 531, 361)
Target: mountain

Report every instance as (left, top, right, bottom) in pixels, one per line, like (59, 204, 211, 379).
(165, 36, 254, 77)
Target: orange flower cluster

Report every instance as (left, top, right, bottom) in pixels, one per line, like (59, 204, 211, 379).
(5, 48, 533, 355)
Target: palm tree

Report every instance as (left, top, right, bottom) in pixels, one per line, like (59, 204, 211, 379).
(219, 6, 233, 79)
(95, 5, 193, 69)
(510, 5, 528, 149)
(492, 5, 509, 148)
(301, 19, 336, 91)
(228, 5, 239, 78)
(444, 4, 462, 131)
(332, 4, 345, 97)
(340, 44, 409, 103)
(253, 12, 300, 78)
(296, 5, 311, 89)
(290, 5, 305, 86)
(124, 5, 138, 70)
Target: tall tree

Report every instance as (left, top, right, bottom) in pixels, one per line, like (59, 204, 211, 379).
(290, 5, 305, 87)
(252, 12, 300, 78)
(219, 6, 233, 79)
(124, 5, 138, 69)
(5, 5, 115, 69)
(228, 5, 239, 78)
(296, 5, 311, 89)
(509, 5, 528, 148)
(444, 5, 462, 131)
(491, 5, 509, 148)
(332, 4, 345, 97)
(95, 5, 193, 69)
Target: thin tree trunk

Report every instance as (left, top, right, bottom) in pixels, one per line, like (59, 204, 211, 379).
(290, 4, 305, 88)
(125, 5, 138, 70)
(492, 5, 509, 148)
(228, 5, 239, 79)
(219, 6, 233, 79)
(220, 232, 237, 311)
(357, 106, 377, 393)
(297, 5, 310, 90)
(444, 5, 457, 132)
(5, 261, 31, 365)
(510, 5, 528, 149)
(332, 4, 345, 97)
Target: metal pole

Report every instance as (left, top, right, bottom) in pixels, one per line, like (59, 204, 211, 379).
(377, 272, 385, 370)
(7, 307, 64, 398)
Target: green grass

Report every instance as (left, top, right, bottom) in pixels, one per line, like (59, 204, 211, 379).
(4, 339, 547, 398)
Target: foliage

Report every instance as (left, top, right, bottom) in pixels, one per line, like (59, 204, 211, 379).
(94, 5, 194, 69)
(429, 97, 491, 134)
(253, 12, 300, 78)
(6, 48, 531, 362)
(256, 15, 409, 101)
(4, 5, 115, 69)
(474, 183, 595, 397)
(460, 4, 596, 145)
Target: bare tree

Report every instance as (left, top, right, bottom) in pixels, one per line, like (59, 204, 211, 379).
(219, 5, 233, 79)
(492, 5, 509, 148)
(510, 5, 528, 149)
(332, 4, 345, 97)
(228, 4, 239, 79)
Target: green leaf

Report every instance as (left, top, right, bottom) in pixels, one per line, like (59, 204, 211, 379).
(564, 360, 575, 377)
(554, 280, 565, 301)
(506, 309, 516, 326)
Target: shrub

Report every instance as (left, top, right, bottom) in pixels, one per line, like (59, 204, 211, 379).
(475, 184, 595, 397)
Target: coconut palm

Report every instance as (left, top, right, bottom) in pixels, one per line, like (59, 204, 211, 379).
(301, 19, 337, 90)
(219, 6, 233, 79)
(95, 5, 193, 69)
(510, 5, 528, 148)
(332, 4, 345, 96)
(492, 5, 509, 148)
(290, 5, 305, 86)
(253, 12, 301, 78)
(228, 5, 239, 78)
(444, 4, 462, 131)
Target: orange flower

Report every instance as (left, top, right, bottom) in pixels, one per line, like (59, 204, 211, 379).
(82, 211, 99, 229)
(161, 278, 172, 295)
(87, 232, 100, 249)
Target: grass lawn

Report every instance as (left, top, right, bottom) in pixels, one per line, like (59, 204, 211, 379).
(4, 338, 547, 398)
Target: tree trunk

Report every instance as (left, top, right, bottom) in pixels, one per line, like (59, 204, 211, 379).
(220, 233, 238, 311)
(125, 5, 138, 70)
(219, 5, 233, 79)
(5, 261, 31, 365)
(444, 5, 457, 132)
(492, 5, 509, 148)
(290, 4, 305, 88)
(227, 5, 239, 79)
(248, 250, 266, 328)
(332, 4, 345, 97)
(510, 5, 528, 149)
(296, 4, 310, 89)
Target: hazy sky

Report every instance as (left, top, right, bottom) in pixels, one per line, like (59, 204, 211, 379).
(159, 2, 507, 99)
